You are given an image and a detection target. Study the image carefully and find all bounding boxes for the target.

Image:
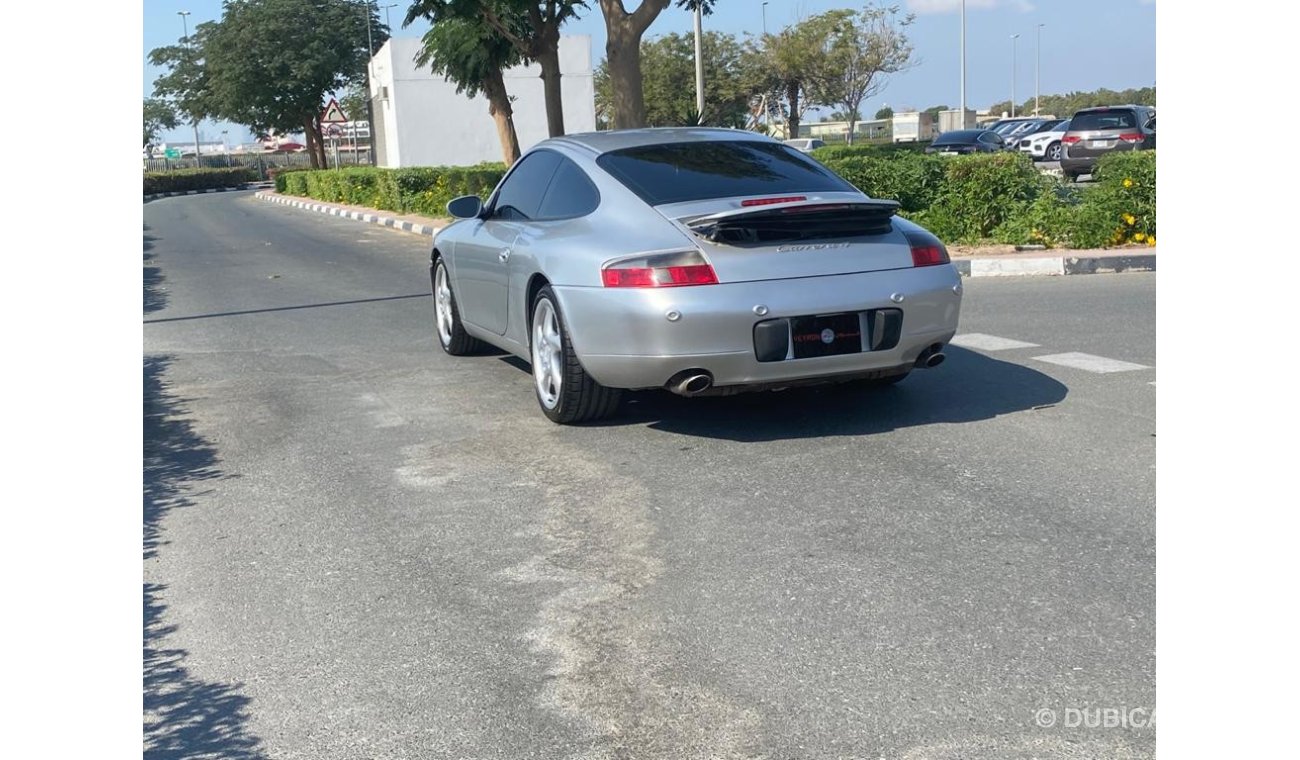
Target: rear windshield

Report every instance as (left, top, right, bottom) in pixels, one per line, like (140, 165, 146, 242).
(933, 130, 980, 145)
(595, 141, 855, 205)
(1071, 110, 1137, 130)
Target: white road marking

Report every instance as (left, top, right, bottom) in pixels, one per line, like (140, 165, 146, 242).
(950, 333, 1040, 351)
(1033, 352, 1152, 373)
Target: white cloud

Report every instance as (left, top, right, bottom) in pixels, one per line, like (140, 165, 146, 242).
(907, 0, 1035, 14)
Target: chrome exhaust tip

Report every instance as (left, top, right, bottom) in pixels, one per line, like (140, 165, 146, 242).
(668, 371, 714, 396)
(925, 352, 946, 368)
(915, 343, 947, 369)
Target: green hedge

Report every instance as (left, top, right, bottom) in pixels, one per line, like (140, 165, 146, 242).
(811, 141, 932, 162)
(271, 151, 1155, 249)
(275, 164, 506, 217)
(144, 167, 257, 195)
(821, 152, 948, 213)
(816, 149, 1155, 248)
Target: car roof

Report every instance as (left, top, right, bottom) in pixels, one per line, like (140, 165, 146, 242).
(545, 127, 776, 156)
(935, 129, 988, 140)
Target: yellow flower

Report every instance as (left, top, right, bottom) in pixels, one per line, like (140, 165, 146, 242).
(1147, 237, 1155, 247)
(1123, 178, 1134, 188)
(1123, 213, 1137, 225)
(1133, 232, 1146, 242)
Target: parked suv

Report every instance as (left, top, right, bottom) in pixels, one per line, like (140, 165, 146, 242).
(1060, 105, 1155, 181)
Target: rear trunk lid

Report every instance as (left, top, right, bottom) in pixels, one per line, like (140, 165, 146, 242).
(656, 193, 917, 283)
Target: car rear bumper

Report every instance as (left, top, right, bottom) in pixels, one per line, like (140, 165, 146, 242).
(553, 265, 962, 390)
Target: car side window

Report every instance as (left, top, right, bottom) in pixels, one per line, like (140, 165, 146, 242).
(536, 156, 601, 220)
(491, 150, 563, 221)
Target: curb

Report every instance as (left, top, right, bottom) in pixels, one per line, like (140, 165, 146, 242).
(953, 254, 1155, 278)
(144, 183, 270, 203)
(250, 191, 1155, 277)
(254, 191, 444, 237)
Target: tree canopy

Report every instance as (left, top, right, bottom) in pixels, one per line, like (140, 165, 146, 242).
(143, 99, 179, 148)
(149, 0, 387, 168)
(594, 31, 764, 129)
(988, 86, 1156, 119)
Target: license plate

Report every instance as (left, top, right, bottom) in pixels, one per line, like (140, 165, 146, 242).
(790, 313, 863, 359)
(1089, 139, 1113, 149)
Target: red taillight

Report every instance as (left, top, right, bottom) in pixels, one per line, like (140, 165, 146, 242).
(601, 264, 718, 288)
(911, 245, 950, 267)
(741, 195, 807, 207)
(601, 250, 718, 288)
(1062, 135, 1081, 144)
(1118, 132, 1143, 143)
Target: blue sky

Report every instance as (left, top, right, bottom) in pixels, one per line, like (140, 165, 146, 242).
(143, 0, 1156, 144)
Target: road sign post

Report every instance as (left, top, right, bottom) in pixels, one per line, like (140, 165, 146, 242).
(321, 99, 349, 170)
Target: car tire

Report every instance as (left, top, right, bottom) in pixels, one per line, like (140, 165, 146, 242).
(432, 257, 484, 356)
(530, 286, 622, 424)
(1046, 142, 1062, 161)
(1063, 170, 1080, 182)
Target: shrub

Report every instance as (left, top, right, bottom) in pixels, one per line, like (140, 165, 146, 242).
(811, 141, 931, 162)
(273, 163, 507, 217)
(922, 152, 1045, 242)
(1067, 151, 1156, 248)
(144, 167, 257, 195)
(821, 152, 947, 213)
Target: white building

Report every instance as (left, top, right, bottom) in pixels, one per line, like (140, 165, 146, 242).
(368, 36, 596, 168)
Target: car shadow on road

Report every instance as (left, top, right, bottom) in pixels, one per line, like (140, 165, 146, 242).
(145, 355, 267, 759)
(601, 346, 1068, 442)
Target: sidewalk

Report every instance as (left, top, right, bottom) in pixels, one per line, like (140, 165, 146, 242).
(252, 190, 1156, 277)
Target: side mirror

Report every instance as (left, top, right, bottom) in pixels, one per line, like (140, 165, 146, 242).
(447, 195, 484, 219)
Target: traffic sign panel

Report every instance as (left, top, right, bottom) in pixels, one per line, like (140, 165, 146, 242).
(321, 98, 348, 124)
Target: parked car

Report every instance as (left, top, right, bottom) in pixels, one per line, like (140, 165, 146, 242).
(924, 129, 1009, 155)
(783, 138, 826, 153)
(1060, 105, 1155, 181)
(431, 128, 962, 424)
(1018, 119, 1070, 162)
(998, 118, 1055, 146)
(984, 116, 1045, 138)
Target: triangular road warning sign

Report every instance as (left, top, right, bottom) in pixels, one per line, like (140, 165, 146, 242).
(321, 98, 348, 124)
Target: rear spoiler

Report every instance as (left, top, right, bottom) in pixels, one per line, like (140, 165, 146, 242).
(685, 199, 901, 244)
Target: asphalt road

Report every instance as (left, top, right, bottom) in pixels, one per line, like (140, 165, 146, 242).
(144, 191, 1155, 760)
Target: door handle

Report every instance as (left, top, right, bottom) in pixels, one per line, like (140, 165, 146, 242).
(498, 248, 511, 263)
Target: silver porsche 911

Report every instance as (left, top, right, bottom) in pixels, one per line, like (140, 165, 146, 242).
(430, 128, 962, 424)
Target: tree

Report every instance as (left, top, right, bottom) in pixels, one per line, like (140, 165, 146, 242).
(143, 99, 179, 148)
(193, 0, 387, 169)
(405, 1, 585, 138)
(821, 5, 914, 144)
(148, 27, 213, 150)
(760, 11, 842, 140)
(597, 0, 716, 129)
(594, 30, 764, 128)
(407, 11, 524, 164)
(874, 105, 893, 120)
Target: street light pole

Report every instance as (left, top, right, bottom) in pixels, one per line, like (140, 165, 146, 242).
(693, 5, 704, 124)
(959, 0, 966, 129)
(382, 3, 396, 30)
(363, 1, 377, 165)
(762, 1, 768, 35)
(1010, 33, 1020, 118)
(1035, 23, 1044, 116)
(178, 10, 200, 163)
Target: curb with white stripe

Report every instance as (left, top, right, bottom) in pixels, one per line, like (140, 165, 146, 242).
(254, 191, 444, 237)
(952, 253, 1155, 278)
(144, 183, 270, 203)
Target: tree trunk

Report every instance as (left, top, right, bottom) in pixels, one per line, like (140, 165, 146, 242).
(785, 81, 801, 142)
(483, 70, 522, 167)
(537, 39, 566, 137)
(846, 114, 857, 145)
(605, 25, 645, 129)
(303, 116, 322, 169)
(598, 0, 670, 129)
